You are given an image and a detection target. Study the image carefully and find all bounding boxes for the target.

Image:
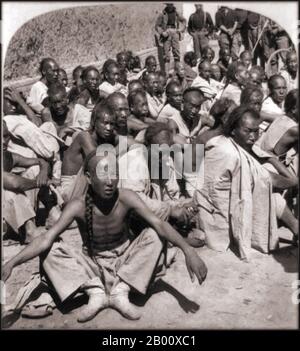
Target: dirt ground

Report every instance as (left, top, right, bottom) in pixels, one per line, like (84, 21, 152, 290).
(2, 38, 298, 331)
(2, 225, 298, 330)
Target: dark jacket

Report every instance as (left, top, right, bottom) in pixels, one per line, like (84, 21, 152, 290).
(155, 8, 186, 41)
(188, 11, 214, 35)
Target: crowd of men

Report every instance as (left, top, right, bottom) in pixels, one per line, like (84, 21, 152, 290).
(2, 3, 298, 324)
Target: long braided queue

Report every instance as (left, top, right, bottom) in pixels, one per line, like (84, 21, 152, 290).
(83, 150, 98, 258)
(85, 186, 94, 257)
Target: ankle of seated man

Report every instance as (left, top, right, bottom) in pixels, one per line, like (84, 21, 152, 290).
(77, 284, 108, 323)
(109, 278, 142, 320)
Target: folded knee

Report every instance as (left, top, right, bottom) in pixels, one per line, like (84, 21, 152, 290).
(140, 228, 163, 249)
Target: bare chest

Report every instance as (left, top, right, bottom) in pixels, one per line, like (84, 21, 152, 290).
(92, 202, 127, 235)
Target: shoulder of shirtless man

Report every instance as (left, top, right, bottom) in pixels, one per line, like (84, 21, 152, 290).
(72, 188, 135, 227)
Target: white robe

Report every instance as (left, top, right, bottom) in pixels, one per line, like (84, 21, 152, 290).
(118, 145, 180, 219)
(260, 96, 284, 132)
(99, 81, 128, 96)
(26, 81, 48, 114)
(196, 135, 279, 260)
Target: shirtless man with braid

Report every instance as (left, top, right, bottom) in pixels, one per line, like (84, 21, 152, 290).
(60, 100, 135, 202)
(3, 152, 207, 323)
(58, 101, 117, 202)
(62, 102, 117, 177)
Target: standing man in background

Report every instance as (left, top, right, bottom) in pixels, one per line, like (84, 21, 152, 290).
(215, 6, 239, 60)
(269, 21, 292, 66)
(234, 8, 248, 57)
(188, 4, 214, 60)
(246, 12, 266, 67)
(155, 3, 186, 75)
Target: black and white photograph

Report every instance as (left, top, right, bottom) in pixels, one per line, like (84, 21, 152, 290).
(1, 1, 299, 331)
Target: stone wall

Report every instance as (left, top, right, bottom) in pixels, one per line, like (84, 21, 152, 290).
(4, 3, 171, 83)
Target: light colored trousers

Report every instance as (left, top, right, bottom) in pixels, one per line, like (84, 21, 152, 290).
(3, 190, 36, 234)
(41, 228, 165, 302)
(3, 165, 40, 234)
(164, 28, 181, 63)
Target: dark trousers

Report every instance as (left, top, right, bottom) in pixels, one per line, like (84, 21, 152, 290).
(190, 30, 209, 59)
(248, 27, 266, 67)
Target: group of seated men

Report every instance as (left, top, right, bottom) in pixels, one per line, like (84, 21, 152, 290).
(2, 42, 298, 322)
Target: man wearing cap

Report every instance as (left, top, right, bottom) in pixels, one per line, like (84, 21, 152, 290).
(188, 4, 214, 60)
(215, 6, 239, 60)
(155, 3, 186, 75)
